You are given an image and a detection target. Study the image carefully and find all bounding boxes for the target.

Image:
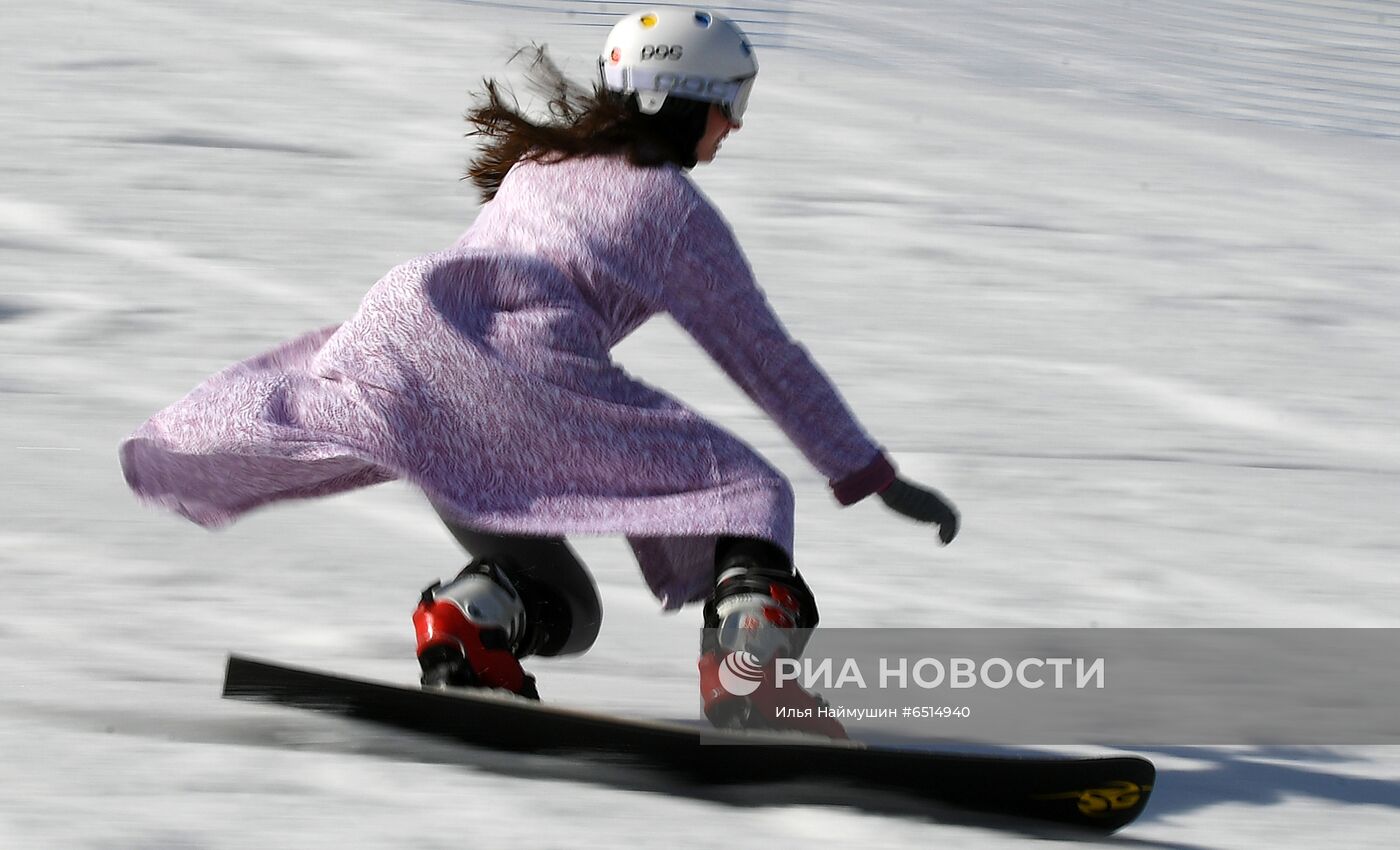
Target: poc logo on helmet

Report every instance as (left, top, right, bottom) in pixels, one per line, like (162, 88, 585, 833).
(652, 73, 740, 100)
(640, 44, 684, 61)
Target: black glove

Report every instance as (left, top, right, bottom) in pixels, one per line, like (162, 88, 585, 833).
(878, 477, 959, 545)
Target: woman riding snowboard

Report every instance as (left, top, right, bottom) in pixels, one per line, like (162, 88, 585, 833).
(120, 8, 958, 738)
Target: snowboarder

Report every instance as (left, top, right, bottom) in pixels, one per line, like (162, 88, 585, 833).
(119, 8, 958, 738)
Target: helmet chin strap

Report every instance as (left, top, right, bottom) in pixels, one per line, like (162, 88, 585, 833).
(626, 92, 711, 169)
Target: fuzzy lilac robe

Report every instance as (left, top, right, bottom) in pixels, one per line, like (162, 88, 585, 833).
(119, 155, 894, 608)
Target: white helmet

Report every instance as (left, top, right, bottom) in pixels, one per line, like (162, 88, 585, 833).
(599, 9, 758, 122)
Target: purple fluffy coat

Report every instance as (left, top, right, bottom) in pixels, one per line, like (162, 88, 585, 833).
(120, 155, 886, 608)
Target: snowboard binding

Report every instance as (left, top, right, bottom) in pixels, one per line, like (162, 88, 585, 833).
(699, 539, 847, 738)
(413, 557, 542, 700)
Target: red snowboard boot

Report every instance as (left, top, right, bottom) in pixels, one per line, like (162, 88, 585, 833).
(699, 550, 848, 739)
(699, 649, 848, 739)
(413, 558, 539, 700)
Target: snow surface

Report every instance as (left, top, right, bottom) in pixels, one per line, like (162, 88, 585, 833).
(3, 0, 1399, 846)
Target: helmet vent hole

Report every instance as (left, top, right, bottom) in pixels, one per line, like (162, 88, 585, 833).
(694, 11, 713, 27)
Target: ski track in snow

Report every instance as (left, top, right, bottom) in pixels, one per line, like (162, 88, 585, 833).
(3, 0, 1400, 847)
(987, 355, 1400, 469)
(0, 197, 342, 315)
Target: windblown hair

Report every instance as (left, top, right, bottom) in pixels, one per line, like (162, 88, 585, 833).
(466, 46, 711, 202)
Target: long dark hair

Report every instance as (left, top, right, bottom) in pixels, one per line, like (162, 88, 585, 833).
(465, 46, 711, 202)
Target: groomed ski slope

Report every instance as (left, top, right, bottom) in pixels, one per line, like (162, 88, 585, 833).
(2, 0, 1398, 847)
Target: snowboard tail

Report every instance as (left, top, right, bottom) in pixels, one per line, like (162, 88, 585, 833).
(222, 654, 1154, 833)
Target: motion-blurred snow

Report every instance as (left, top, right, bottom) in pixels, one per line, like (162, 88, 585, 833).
(2, 1, 1398, 846)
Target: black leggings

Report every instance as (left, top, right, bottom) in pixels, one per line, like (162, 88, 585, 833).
(436, 512, 604, 658)
(437, 507, 797, 657)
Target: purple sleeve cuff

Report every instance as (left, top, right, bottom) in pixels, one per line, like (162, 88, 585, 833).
(830, 452, 897, 506)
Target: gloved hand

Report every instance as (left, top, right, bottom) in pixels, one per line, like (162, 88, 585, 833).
(878, 477, 959, 545)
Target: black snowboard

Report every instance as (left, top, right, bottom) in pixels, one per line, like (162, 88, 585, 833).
(222, 654, 1154, 833)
